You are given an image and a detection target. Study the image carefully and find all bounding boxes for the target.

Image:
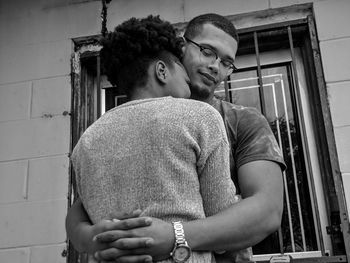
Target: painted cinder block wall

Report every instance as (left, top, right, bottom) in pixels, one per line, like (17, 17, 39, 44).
(0, 0, 349, 262)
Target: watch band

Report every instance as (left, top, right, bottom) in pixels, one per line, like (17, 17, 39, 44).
(173, 221, 186, 245)
(170, 221, 191, 263)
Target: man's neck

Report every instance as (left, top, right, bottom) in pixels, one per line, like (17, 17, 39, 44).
(190, 93, 215, 105)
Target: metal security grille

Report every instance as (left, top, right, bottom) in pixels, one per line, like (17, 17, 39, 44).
(216, 22, 319, 256)
(214, 19, 348, 259)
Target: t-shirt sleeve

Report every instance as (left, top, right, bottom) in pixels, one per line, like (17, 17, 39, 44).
(235, 107, 286, 170)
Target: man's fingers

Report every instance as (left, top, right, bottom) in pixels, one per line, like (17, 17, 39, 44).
(94, 230, 130, 243)
(115, 255, 153, 263)
(108, 217, 152, 231)
(95, 217, 152, 238)
(95, 248, 128, 261)
(109, 209, 142, 220)
(118, 217, 152, 230)
(96, 248, 152, 262)
(112, 237, 154, 250)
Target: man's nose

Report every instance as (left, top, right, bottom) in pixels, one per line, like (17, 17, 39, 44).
(208, 57, 220, 73)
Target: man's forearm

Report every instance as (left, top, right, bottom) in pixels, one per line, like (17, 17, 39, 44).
(184, 192, 282, 252)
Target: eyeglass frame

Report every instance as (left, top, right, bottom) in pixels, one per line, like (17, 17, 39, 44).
(184, 37, 238, 75)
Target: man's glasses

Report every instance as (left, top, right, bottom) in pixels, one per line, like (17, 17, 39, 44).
(184, 37, 237, 75)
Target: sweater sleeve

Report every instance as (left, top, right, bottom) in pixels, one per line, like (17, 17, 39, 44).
(194, 107, 238, 216)
(198, 138, 237, 216)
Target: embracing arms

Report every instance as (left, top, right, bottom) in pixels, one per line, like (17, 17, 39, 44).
(89, 160, 283, 261)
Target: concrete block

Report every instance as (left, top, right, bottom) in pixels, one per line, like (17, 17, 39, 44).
(0, 199, 67, 248)
(184, 0, 269, 21)
(0, 160, 28, 203)
(30, 243, 67, 263)
(342, 173, 350, 216)
(0, 1, 101, 47)
(320, 38, 350, 83)
(0, 247, 30, 263)
(334, 126, 350, 173)
(314, 0, 350, 41)
(0, 82, 32, 122)
(327, 81, 350, 127)
(107, 0, 185, 25)
(0, 40, 71, 84)
(31, 76, 71, 118)
(28, 156, 69, 201)
(0, 116, 70, 161)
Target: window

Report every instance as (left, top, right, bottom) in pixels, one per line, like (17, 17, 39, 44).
(68, 4, 349, 263)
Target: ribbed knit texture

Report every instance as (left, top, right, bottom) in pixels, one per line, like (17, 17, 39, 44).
(72, 97, 237, 263)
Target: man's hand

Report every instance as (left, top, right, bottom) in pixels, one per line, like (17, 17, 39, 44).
(94, 217, 174, 262)
(66, 200, 155, 262)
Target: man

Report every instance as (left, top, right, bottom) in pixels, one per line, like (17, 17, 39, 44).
(66, 13, 285, 262)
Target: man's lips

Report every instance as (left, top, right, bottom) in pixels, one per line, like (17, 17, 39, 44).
(200, 72, 217, 84)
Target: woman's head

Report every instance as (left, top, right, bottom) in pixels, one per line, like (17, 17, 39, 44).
(100, 15, 187, 98)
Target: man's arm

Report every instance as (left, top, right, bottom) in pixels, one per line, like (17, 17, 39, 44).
(94, 160, 283, 260)
(184, 160, 283, 251)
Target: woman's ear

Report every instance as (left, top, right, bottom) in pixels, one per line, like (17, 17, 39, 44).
(155, 60, 168, 84)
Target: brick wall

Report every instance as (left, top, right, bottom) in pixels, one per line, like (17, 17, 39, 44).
(0, 0, 349, 261)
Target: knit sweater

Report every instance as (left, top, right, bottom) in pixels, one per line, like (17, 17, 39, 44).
(72, 97, 237, 263)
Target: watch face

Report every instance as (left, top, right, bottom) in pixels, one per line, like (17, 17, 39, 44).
(174, 245, 191, 262)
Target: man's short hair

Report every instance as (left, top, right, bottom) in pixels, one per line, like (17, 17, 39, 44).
(184, 13, 239, 43)
(100, 15, 183, 97)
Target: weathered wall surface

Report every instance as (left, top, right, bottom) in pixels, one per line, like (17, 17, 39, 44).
(0, 0, 349, 261)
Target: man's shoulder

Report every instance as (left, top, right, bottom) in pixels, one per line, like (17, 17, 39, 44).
(212, 97, 264, 122)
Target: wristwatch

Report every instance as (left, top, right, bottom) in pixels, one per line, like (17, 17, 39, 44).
(170, 221, 192, 263)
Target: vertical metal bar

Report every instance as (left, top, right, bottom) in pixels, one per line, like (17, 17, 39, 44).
(272, 80, 293, 253)
(253, 31, 266, 115)
(287, 26, 307, 252)
(224, 78, 230, 102)
(96, 55, 101, 118)
(281, 73, 304, 252)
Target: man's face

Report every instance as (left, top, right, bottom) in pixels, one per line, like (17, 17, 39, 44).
(182, 23, 238, 102)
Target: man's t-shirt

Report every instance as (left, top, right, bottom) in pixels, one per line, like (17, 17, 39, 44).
(211, 96, 286, 192)
(211, 97, 286, 263)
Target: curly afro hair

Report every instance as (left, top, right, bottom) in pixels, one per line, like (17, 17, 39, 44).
(100, 15, 184, 97)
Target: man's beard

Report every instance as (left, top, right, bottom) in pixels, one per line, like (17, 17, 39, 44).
(189, 84, 211, 101)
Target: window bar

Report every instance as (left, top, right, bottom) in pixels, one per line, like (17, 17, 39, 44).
(287, 26, 307, 252)
(83, 66, 88, 132)
(280, 72, 306, 253)
(253, 31, 266, 115)
(272, 81, 290, 253)
(96, 55, 101, 118)
(280, 76, 298, 252)
(224, 78, 230, 102)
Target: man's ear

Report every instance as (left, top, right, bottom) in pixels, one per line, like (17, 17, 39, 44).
(155, 60, 168, 84)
